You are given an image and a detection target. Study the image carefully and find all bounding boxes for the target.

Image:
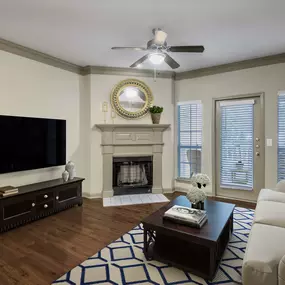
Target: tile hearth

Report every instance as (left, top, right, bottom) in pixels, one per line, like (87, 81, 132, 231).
(103, 194, 169, 207)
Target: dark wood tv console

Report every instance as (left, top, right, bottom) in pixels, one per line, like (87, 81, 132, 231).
(0, 177, 84, 233)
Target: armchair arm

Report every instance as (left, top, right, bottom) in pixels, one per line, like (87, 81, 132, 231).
(279, 255, 285, 285)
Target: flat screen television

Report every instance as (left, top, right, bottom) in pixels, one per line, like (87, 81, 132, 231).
(0, 115, 66, 174)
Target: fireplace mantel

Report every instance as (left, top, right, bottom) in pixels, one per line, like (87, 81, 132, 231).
(95, 124, 170, 197)
(95, 124, 170, 132)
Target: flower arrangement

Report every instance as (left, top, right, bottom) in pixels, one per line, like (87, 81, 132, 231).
(191, 173, 211, 189)
(186, 173, 211, 209)
(186, 186, 206, 204)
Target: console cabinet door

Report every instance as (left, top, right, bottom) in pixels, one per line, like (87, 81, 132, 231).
(2, 194, 36, 226)
(0, 200, 3, 229)
(56, 183, 81, 209)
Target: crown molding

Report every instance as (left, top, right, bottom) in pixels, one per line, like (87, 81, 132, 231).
(1, 38, 285, 80)
(80, 65, 175, 79)
(175, 53, 285, 80)
(0, 38, 82, 74)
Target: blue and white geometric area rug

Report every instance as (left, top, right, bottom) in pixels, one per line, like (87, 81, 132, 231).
(52, 207, 254, 285)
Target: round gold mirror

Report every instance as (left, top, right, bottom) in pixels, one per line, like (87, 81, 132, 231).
(110, 79, 153, 119)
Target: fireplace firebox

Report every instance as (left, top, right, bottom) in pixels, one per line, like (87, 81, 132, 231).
(113, 156, 153, 195)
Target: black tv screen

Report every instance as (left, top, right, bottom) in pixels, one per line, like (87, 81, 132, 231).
(0, 115, 66, 174)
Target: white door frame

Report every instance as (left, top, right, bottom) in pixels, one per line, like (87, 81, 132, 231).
(211, 92, 265, 200)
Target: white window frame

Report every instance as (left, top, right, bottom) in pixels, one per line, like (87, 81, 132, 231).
(278, 92, 285, 181)
(177, 100, 202, 179)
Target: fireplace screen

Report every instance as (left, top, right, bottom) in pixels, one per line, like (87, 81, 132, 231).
(113, 156, 153, 194)
(117, 164, 148, 186)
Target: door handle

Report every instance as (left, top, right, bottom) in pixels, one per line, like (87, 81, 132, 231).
(256, 152, 260, 156)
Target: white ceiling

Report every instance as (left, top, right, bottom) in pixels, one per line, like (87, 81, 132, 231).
(0, 0, 285, 72)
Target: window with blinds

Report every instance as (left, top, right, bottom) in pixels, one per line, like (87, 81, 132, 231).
(220, 101, 254, 189)
(278, 94, 285, 181)
(177, 102, 202, 179)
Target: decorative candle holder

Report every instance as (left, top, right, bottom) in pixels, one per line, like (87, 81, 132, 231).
(111, 109, 116, 124)
(102, 102, 108, 124)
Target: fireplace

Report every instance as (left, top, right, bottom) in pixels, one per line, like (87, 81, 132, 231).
(95, 124, 170, 197)
(113, 156, 153, 195)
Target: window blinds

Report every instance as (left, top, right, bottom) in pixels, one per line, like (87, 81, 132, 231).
(178, 102, 202, 178)
(278, 94, 285, 181)
(220, 102, 254, 189)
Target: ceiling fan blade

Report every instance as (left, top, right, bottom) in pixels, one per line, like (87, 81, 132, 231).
(163, 53, 180, 69)
(168, 45, 205, 53)
(111, 47, 147, 51)
(130, 54, 149, 68)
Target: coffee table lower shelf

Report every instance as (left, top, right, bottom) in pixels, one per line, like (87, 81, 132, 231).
(143, 218, 232, 280)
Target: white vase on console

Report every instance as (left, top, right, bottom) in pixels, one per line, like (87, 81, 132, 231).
(62, 170, 69, 182)
(65, 161, 75, 180)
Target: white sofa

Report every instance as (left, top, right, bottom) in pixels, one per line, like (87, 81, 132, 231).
(242, 187, 285, 285)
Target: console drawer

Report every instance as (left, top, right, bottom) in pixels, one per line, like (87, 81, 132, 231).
(36, 190, 54, 204)
(36, 200, 54, 213)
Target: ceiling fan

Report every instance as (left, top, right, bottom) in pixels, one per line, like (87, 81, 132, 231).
(111, 28, 204, 69)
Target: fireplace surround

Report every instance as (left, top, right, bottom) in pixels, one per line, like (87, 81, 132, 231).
(95, 124, 170, 197)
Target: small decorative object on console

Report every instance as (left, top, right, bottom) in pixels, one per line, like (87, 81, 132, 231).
(0, 185, 19, 197)
(65, 161, 76, 180)
(149, 105, 163, 124)
(164, 205, 207, 228)
(62, 170, 69, 182)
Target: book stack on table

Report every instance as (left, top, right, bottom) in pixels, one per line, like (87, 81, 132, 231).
(0, 186, 19, 197)
(163, 205, 207, 228)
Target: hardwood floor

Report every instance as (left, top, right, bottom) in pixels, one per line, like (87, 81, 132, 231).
(0, 192, 255, 285)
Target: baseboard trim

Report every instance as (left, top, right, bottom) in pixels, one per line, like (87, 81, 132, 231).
(174, 188, 213, 197)
(163, 188, 174, 194)
(82, 193, 102, 199)
(174, 187, 187, 193)
(214, 194, 257, 204)
(102, 190, 114, 198)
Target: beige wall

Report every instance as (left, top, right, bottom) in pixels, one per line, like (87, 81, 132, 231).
(175, 63, 285, 194)
(0, 51, 174, 197)
(0, 50, 87, 190)
(89, 74, 175, 197)
(2, 48, 284, 198)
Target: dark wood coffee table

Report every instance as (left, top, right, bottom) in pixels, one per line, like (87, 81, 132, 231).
(142, 195, 235, 280)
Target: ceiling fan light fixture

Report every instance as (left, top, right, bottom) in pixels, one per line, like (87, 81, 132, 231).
(154, 30, 168, 45)
(148, 52, 165, 65)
